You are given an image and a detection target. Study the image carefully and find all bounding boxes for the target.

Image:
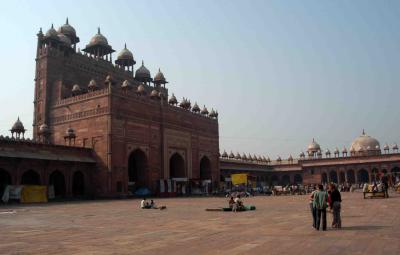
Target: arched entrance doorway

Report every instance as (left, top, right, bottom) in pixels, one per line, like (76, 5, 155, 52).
(0, 169, 11, 197)
(271, 175, 279, 186)
(170, 153, 185, 178)
(329, 171, 338, 184)
(294, 174, 302, 184)
(321, 172, 328, 184)
(21, 170, 41, 185)
(128, 149, 148, 191)
(72, 171, 85, 197)
(339, 172, 346, 184)
(371, 168, 379, 182)
(49, 171, 66, 198)
(347, 170, 355, 184)
(358, 169, 369, 184)
(282, 175, 290, 185)
(200, 156, 212, 180)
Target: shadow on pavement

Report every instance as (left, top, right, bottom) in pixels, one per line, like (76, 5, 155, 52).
(340, 225, 387, 231)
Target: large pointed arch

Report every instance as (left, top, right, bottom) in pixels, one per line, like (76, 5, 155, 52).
(49, 170, 66, 198)
(200, 156, 212, 180)
(170, 153, 186, 178)
(128, 149, 148, 189)
(21, 170, 41, 185)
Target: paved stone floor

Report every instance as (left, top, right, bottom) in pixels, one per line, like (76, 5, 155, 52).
(1, 191, 400, 255)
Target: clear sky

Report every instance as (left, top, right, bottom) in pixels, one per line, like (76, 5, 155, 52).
(1, 0, 400, 158)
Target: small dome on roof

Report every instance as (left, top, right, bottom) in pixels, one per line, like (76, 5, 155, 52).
(248, 154, 253, 161)
(288, 155, 293, 161)
(39, 123, 50, 134)
(88, 79, 98, 90)
(325, 149, 331, 155)
(117, 43, 134, 60)
(299, 151, 305, 157)
(11, 117, 25, 133)
(192, 102, 200, 113)
(168, 93, 177, 105)
(392, 143, 398, 150)
(135, 61, 151, 81)
(258, 155, 263, 161)
(65, 127, 76, 138)
(221, 150, 228, 158)
(58, 18, 76, 39)
(201, 105, 209, 115)
(89, 27, 109, 46)
(242, 153, 247, 160)
(121, 80, 132, 89)
(72, 84, 81, 93)
(229, 151, 235, 158)
(136, 84, 146, 95)
(154, 68, 167, 84)
(45, 24, 58, 39)
(209, 109, 217, 118)
(342, 147, 348, 153)
(384, 143, 389, 150)
(334, 147, 339, 154)
(235, 152, 241, 160)
(307, 138, 321, 153)
(57, 33, 71, 47)
(150, 89, 160, 99)
(277, 156, 282, 161)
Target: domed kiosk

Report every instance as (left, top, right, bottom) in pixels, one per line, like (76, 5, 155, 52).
(349, 130, 381, 156)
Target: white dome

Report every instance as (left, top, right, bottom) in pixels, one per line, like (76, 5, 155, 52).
(307, 138, 321, 153)
(350, 130, 380, 152)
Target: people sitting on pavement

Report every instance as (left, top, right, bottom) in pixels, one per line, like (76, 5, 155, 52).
(141, 198, 151, 209)
(228, 197, 235, 209)
(233, 195, 244, 212)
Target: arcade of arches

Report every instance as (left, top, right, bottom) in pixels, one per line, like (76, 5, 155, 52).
(0, 167, 91, 199)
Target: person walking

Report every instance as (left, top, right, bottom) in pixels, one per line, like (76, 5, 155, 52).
(313, 184, 328, 231)
(309, 185, 317, 229)
(330, 184, 342, 228)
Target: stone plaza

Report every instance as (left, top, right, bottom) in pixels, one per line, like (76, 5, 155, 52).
(1, 191, 399, 254)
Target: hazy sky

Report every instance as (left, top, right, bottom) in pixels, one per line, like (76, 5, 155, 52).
(1, 0, 400, 158)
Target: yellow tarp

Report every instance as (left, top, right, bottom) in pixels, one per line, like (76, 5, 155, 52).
(20, 186, 48, 203)
(231, 174, 247, 185)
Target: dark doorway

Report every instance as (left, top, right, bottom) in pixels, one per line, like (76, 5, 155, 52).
(271, 175, 279, 186)
(347, 170, 355, 184)
(321, 172, 328, 183)
(339, 172, 346, 184)
(294, 174, 302, 184)
(200, 156, 212, 180)
(358, 169, 369, 184)
(170, 153, 185, 178)
(0, 169, 11, 197)
(49, 171, 66, 198)
(329, 171, 338, 183)
(72, 171, 85, 197)
(128, 149, 148, 189)
(21, 170, 41, 185)
(282, 175, 290, 185)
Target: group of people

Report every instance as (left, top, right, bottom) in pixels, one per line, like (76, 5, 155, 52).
(309, 183, 342, 231)
(140, 198, 166, 210)
(228, 195, 244, 212)
(363, 179, 389, 198)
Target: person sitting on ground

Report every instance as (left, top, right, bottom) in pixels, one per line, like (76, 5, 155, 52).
(233, 195, 243, 212)
(228, 196, 235, 209)
(150, 199, 158, 209)
(140, 198, 151, 209)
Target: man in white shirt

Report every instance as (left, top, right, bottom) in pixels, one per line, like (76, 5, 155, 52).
(141, 198, 150, 209)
